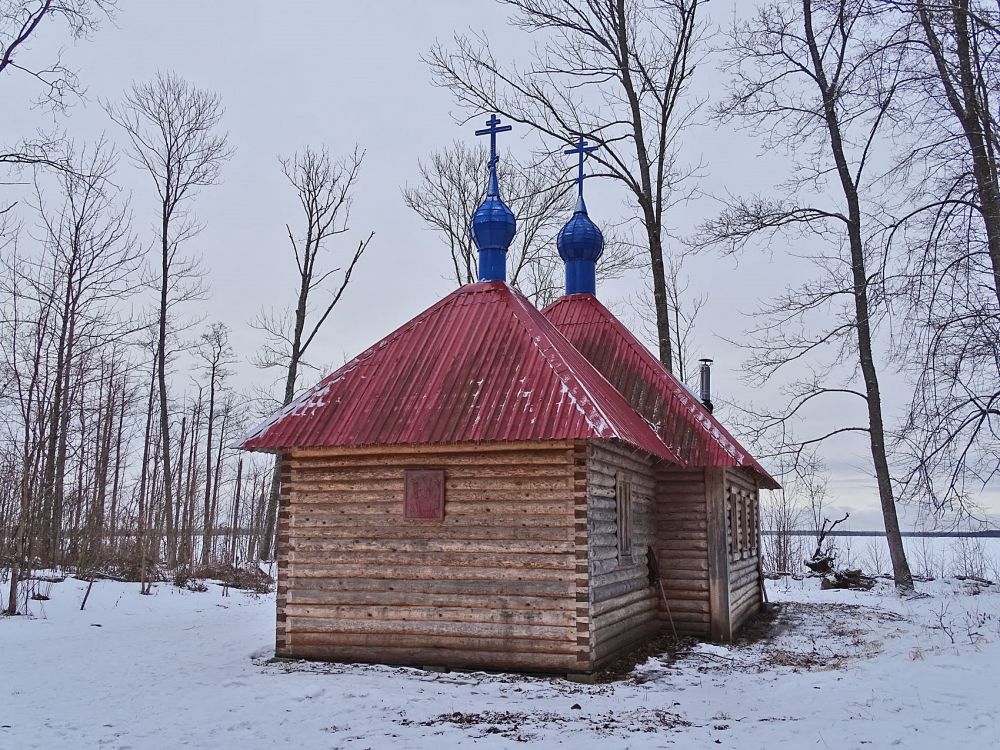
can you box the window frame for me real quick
[403,468,446,522]
[615,471,634,564]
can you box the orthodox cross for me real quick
[564,136,599,197]
[475,114,512,170]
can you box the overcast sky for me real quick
[6,0,997,529]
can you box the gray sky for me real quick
[6,0,997,529]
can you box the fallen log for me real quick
[821,569,875,591]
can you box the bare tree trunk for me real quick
[201,362,218,565]
[229,458,243,565]
[801,1,912,590]
[254,148,371,560]
[137,357,157,594]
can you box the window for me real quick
[616,472,633,563]
[727,485,759,559]
[404,469,445,520]
[728,488,740,557]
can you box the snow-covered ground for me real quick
[3,575,999,749]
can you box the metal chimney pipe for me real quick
[699,358,714,414]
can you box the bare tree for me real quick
[29,139,141,563]
[426,0,705,370]
[253,146,373,560]
[0,0,114,107]
[403,140,637,306]
[1,0,116,214]
[879,1,1000,512]
[701,0,914,589]
[107,71,231,568]
[629,252,705,384]
[910,1,1000,309]
[197,322,232,565]
[1,239,57,613]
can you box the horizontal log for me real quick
[281,644,580,672]
[285,616,574,641]
[291,483,573,499]
[286,563,574,583]
[288,550,573,570]
[731,583,760,609]
[286,525,574,542]
[659,598,710,614]
[589,442,655,472]
[655,539,709,552]
[592,597,657,632]
[286,631,580,655]
[590,585,654,616]
[593,620,661,664]
[292,503,575,518]
[291,464,574,482]
[592,609,658,649]
[284,604,575,627]
[285,578,575,598]
[587,472,655,491]
[656,558,709,572]
[659,610,710,626]
[731,600,758,626]
[663,578,708,599]
[289,539,576,555]
[290,485,573,510]
[591,562,647,585]
[286,589,573,610]
[656,520,709,533]
[289,514,570,528]
[591,577,650,604]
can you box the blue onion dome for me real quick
[557,195,604,262]
[471,169,516,256]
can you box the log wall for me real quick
[273,440,761,671]
[275,442,585,673]
[653,466,712,637]
[725,467,763,632]
[585,441,659,668]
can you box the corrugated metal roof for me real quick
[543,294,780,489]
[240,281,681,462]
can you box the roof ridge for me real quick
[504,287,684,462]
[504,287,615,437]
[542,294,779,488]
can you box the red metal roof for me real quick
[543,294,780,489]
[240,281,680,462]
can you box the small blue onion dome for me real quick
[471,191,516,255]
[557,196,604,262]
[471,166,516,282]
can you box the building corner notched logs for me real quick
[573,442,591,669]
[707,466,733,643]
[275,460,293,657]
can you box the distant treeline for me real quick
[764,530,1000,538]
